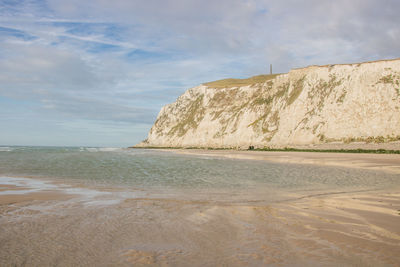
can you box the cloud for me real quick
[0,43,102,105]
[264,0,400,66]
[40,93,158,124]
[0,0,399,146]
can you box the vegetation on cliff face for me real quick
[377,73,400,97]
[168,95,205,137]
[203,74,308,140]
[208,88,250,137]
[247,75,307,138]
[287,76,306,105]
[307,74,344,112]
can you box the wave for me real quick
[83,147,122,152]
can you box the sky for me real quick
[0,0,399,147]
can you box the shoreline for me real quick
[132,139,400,153]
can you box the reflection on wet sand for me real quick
[1,179,399,266]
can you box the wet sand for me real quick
[1,176,399,266]
[168,149,400,174]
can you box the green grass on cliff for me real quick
[130,146,400,154]
[253,147,400,154]
[203,74,280,88]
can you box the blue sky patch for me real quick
[0,26,37,41]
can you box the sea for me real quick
[0,146,398,203]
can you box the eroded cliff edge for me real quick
[137,59,400,149]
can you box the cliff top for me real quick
[293,57,400,70]
[203,74,280,88]
[202,58,400,89]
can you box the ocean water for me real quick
[0,146,398,202]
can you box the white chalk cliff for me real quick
[138,59,400,148]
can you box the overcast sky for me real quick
[0,0,399,147]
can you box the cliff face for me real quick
[138,59,400,148]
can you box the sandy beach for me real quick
[1,151,399,266]
[168,149,400,174]
[1,180,399,266]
